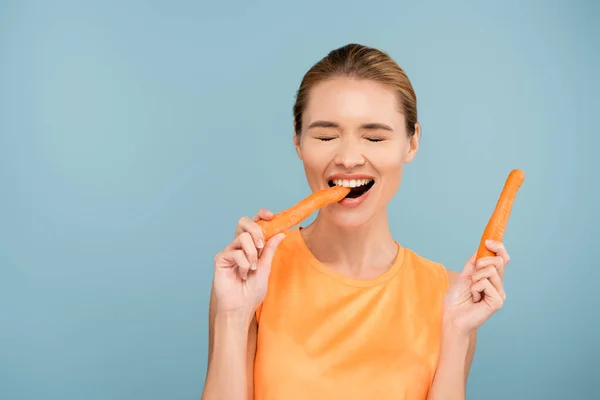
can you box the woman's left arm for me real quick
[428,240,510,400]
[427,270,477,400]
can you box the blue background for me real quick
[1,1,598,399]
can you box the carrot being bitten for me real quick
[476,168,525,260]
[257,185,351,241]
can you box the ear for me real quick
[293,133,303,160]
[403,122,420,163]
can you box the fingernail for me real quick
[257,238,264,248]
[251,262,257,271]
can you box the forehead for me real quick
[303,77,404,129]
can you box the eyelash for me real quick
[316,137,384,142]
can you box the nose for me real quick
[334,137,365,169]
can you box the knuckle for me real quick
[240,231,251,242]
[238,216,251,226]
[476,266,493,279]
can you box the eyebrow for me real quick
[307,120,393,131]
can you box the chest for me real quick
[254,282,444,400]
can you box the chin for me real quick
[325,197,383,229]
[327,211,377,229]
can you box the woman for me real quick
[202,43,510,400]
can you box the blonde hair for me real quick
[293,43,418,136]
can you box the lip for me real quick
[324,173,376,208]
[338,184,373,208]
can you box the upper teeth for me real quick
[332,179,373,188]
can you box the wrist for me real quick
[214,309,255,330]
[441,315,474,344]
[438,319,473,371]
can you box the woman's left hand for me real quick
[442,240,510,335]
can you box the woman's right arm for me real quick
[201,209,285,400]
[202,287,258,400]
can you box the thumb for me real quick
[256,233,286,276]
[460,251,477,278]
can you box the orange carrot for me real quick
[476,169,525,259]
[257,185,351,241]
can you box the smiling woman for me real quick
[293,72,417,223]
[202,44,512,400]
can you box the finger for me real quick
[475,255,506,280]
[471,265,506,300]
[230,249,252,280]
[472,256,505,302]
[485,240,510,266]
[471,271,483,303]
[234,216,265,249]
[472,286,482,303]
[255,233,286,280]
[237,232,259,270]
[472,278,504,310]
[215,249,250,276]
[460,251,477,277]
[252,208,274,222]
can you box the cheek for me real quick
[299,143,332,185]
[371,146,405,189]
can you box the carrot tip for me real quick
[475,169,524,260]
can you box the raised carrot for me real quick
[476,169,525,260]
[257,185,351,241]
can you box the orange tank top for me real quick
[254,227,450,400]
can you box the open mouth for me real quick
[328,178,375,199]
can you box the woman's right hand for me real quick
[212,208,286,316]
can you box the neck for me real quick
[300,208,399,279]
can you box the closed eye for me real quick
[366,138,385,142]
[317,137,336,141]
